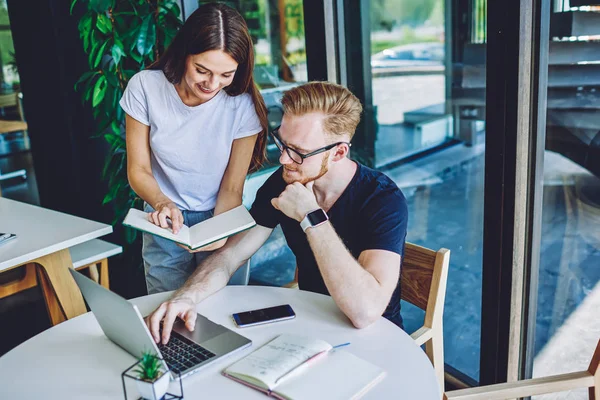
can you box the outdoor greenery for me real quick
[370,0,444,55]
[134,351,164,381]
[371,35,439,55]
[71,0,182,244]
[371,0,443,31]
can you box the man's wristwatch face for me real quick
[306,209,328,226]
[301,208,329,232]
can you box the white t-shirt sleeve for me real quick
[119,72,150,126]
[235,95,263,139]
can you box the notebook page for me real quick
[224,334,332,390]
[188,205,255,249]
[275,350,386,400]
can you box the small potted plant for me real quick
[133,351,170,400]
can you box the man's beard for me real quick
[283,152,329,185]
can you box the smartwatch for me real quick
[300,208,329,232]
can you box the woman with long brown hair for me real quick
[120,3,268,294]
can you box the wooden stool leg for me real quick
[33,249,86,325]
[87,264,100,284]
[99,258,110,289]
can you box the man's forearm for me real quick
[172,249,239,304]
[305,222,388,327]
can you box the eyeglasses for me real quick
[270,127,351,165]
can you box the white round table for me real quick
[0,286,440,399]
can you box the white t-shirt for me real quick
[119,70,262,211]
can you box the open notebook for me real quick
[222,334,386,400]
[123,205,256,250]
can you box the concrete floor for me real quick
[1,129,599,394]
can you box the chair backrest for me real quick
[401,243,450,314]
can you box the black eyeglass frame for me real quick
[270,126,352,165]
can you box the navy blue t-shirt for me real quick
[249,162,408,328]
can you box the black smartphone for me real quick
[232,304,296,328]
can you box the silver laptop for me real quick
[70,269,252,379]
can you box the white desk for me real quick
[0,286,441,399]
[0,197,112,324]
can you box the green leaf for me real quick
[93,40,109,68]
[136,15,156,56]
[111,42,125,65]
[102,182,119,205]
[165,1,181,20]
[113,11,137,16]
[130,50,143,64]
[92,75,107,107]
[124,226,138,244]
[88,38,99,68]
[104,132,125,148]
[163,27,177,49]
[104,70,118,88]
[123,69,137,80]
[78,13,93,52]
[100,83,114,117]
[77,12,92,35]
[110,121,121,135]
[90,0,112,13]
[70,0,78,14]
[74,71,98,90]
[102,147,117,177]
[84,83,94,102]
[96,14,111,34]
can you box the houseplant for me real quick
[133,351,170,400]
[71,0,182,244]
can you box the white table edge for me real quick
[0,226,113,271]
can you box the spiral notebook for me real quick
[222,334,386,400]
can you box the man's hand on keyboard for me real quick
[147,295,196,345]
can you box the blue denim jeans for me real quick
[142,203,215,294]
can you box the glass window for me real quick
[531,2,600,393]
[369,0,486,382]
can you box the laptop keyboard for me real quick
[157,332,216,374]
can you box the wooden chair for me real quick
[0,239,122,300]
[403,243,450,393]
[443,339,600,399]
[282,242,450,392]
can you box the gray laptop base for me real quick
[69,269,251,379]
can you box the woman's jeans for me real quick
[142,203,215,294]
